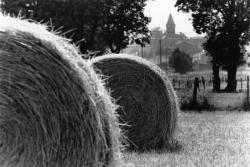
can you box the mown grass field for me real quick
[124,111,250,167]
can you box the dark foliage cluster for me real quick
[169,48,193,74]
[1,0,150,54]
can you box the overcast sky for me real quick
[144,0,205,37]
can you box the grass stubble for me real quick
[124,111,250,167]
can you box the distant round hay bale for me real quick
[0,15,122,167]
[89,54,179,151]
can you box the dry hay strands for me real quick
[0,15,122,167]
[88,54,179,151]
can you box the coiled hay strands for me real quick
[89,54,179,151]
[0,15,122,167]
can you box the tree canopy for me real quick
[103,0,150,53]
[169,48,193,74]
[175,0,250,91]
[1,0,150,54]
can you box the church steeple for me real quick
[166,14,175,35]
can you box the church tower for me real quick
[166,14,175,36]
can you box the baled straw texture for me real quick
[89,54,179,151]
[0,15,122,167]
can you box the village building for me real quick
[123,14,211,71]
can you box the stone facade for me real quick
[153,14,205,58]
[123,14,211,71]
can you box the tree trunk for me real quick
[88,19,98,51]
[225,39,239,92]
[212,64,220,92]
[225,65,237,92]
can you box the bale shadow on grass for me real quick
[124,138,183,154]
[180,96,216,112]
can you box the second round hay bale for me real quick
[0,15,122,167]
[88,54,179,151]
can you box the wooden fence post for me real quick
[241,78,243,90]
[212,76,214,90]
[247,76,249,105]
[192,77,199,104]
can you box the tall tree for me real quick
[103,0,150,53]
[169,48,193,74]
[1,0,150,54]
[175,0,250,92]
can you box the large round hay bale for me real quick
[0,15,122,167]
[89,54,179,151]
